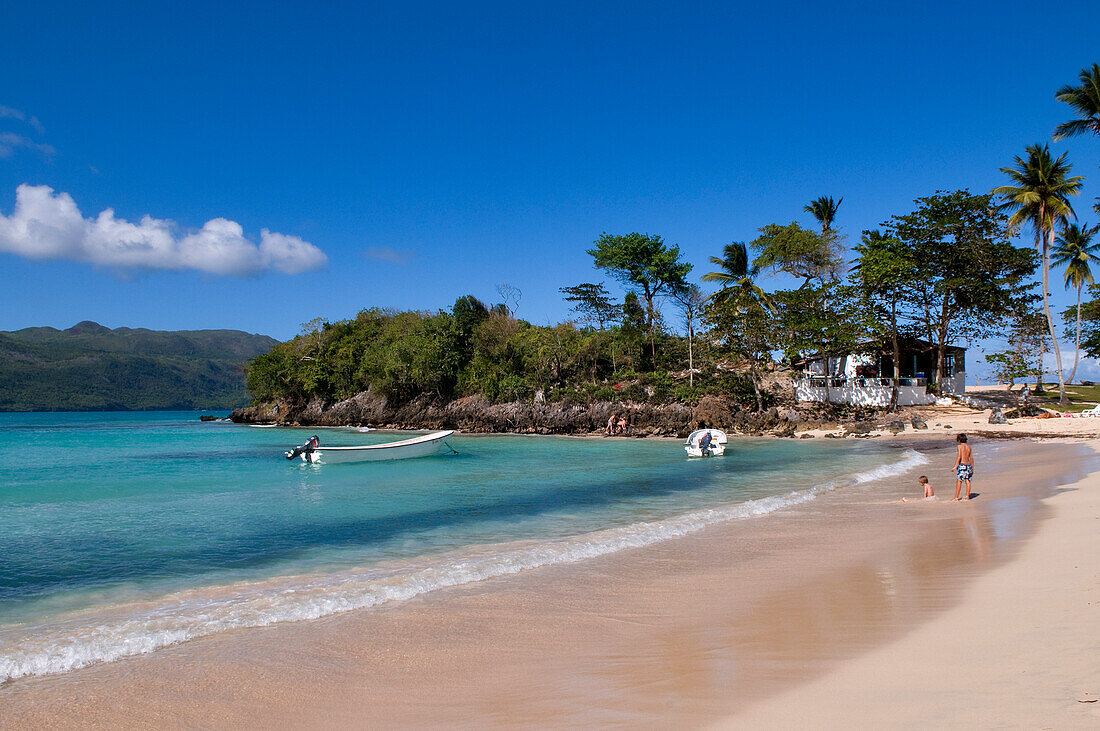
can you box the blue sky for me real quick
[2,1,1099,380]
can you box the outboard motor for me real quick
[699,431,713,456]
[286,435,320,461]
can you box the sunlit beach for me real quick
[2,2,1100,728]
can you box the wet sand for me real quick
[1,438,1095,728]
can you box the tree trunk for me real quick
[687,318,694,387]
[1036,337,1046,394]
[890,303,901,411]
[752,367,763,412]
[936,334,946,397]
[1040,222,1069,405]
[1069,284,1082,385]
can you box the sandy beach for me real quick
[726,439,1100,728]
[2,424,1098,728]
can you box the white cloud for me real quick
[0,132,54,159]
[1043,350,1100,383]
[364,246,413,265]
[0,105,44,134]
[0,184,327,276]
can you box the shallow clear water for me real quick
[0,412,926,681]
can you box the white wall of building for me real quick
[793,379,938,407]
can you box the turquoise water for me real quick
[0,412,927,681]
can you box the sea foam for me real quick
[0,448,928,683]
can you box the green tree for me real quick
[751,222,842,287]
[993,145,1085,404]
[1054,63,1100,216]
[751,222,847,399]
[1053,63,1100,141]
[587,233,692,366]
[559,283,619,330]
[701,242,771,307]
[1066,284,1100,359]
[705,282,777,411]
[887,190,1037,393]
[804,195,843,233]
[1052,222,1100,383]
[851,229,917,409]
[669,284,706,387]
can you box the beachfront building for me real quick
[792,338,966,407]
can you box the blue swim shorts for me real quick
[956,464,973,481]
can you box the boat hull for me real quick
[300,430,454,464]
[684,428,728,458]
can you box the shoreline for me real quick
[2,436,1094,726]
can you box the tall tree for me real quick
[559,283,619,330]
[851,230,917,409]
[560,282,621,373]
[1052,222,1100,383]
[705,280,777,412]
[701,241,770,308]
[804,195,843,233]
[1053,63,1100,141]
[587,233,692,367]
[984,303,1046,390]
[670,284,706,386]
[1053,63,1100,217]
[993,145,1085,405]
[751,222,843,287]
[751,222,846,398]
[887,190,1037,393]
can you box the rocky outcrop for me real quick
[988,407,1008,424]
[230,391,922,439]
[231,391,875,438]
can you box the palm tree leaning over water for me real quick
[1053,63,1100,215]
[1052,222,1100,384]
[993,144,1085,406]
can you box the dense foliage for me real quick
[246,303,763,408]
[248,190,1042,412]
[0,321,277,411]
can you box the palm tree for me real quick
[993,144,1085,405]
[1052,222,1100,384]
[703,242,775,411]
[1053,63,1100,141]
[1054,64,1100,220]
[804,196,843,233]
[701,242,771,309]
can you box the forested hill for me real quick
[0,321,278,411]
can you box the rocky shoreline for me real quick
[229,391,927,438]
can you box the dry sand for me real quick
[2,431,1097,728]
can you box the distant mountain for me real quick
[0,322,278,411]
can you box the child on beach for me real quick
[903,475,934,502]
[953,433,973,501]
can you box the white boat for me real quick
[684,428,727,458]
[286,430,455,464]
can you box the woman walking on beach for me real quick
[954,433,973,500]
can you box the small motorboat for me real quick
[685,428,727,458]
[285,430,455,464]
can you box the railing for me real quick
[802,377,927,388]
